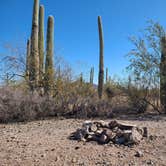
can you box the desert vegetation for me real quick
[0,0,166,124]
[1,0,166,165]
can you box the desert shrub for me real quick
[104,82,123,100]
[63,97,113,118]
[0,83,114,123]
[54,81,113,118]
[0,87,58,123]
[127,86,149,113]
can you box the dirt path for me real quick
[0,117,166,166]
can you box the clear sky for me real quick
[0,0,166,82]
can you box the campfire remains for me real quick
[70,120,148,145]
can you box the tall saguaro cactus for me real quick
[29,0,39,90]
[26,39,31,79]
[98,16,104,99]
[160,37,166,113]
[39,5,44,83]
[45,16,54,95]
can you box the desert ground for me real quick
[0,115,166,166]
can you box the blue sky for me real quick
[0,0,166,82]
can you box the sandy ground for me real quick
[0,116,166,166]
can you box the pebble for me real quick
[75,146,80,150]
[147,159,154,165]
[135,150,143,157]
[72,157,77,163]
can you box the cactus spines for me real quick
[45,16,54,95]
[26,39,31,79]
[106,67,108,83]
[160,37,166,112]
[90,67,94,85]
[98,16,104,99]
[39,5,45,82]
[29,0,39,90]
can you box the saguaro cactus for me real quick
[80,72,83,84]
[38,5,45,83]
[160,37,166,113]
[29,0,39,90]
[45,16,54,95]
[26,39,31,79]
[90,67,94,85]
[57,65,61,79]
[98,16,104,99]
[106,67,108,84]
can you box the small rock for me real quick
[72,157,77,163]
[41,154,44,158]
[149,135,157,141]
[135,150,143,157]
[143,127,148,137]
[54,156,58,162]
[147,159,154,165]
[75,146,80,150]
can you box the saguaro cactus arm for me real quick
[26,39,31,78]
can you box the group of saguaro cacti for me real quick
[26,0,54,95]
[25,2,105,98]
[160,37,166,113]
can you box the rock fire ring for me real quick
[70,120,148,145]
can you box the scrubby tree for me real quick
[126,20,165,112]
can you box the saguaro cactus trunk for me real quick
[90,67,94,85]
[98,16,104,99]
[45,16,54,95]
[39,5,44,83]
[80,72,83,84]
[29,0,39,91]
[160,37,166,113]
[106,67,108,84]
[26,39,31,79]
